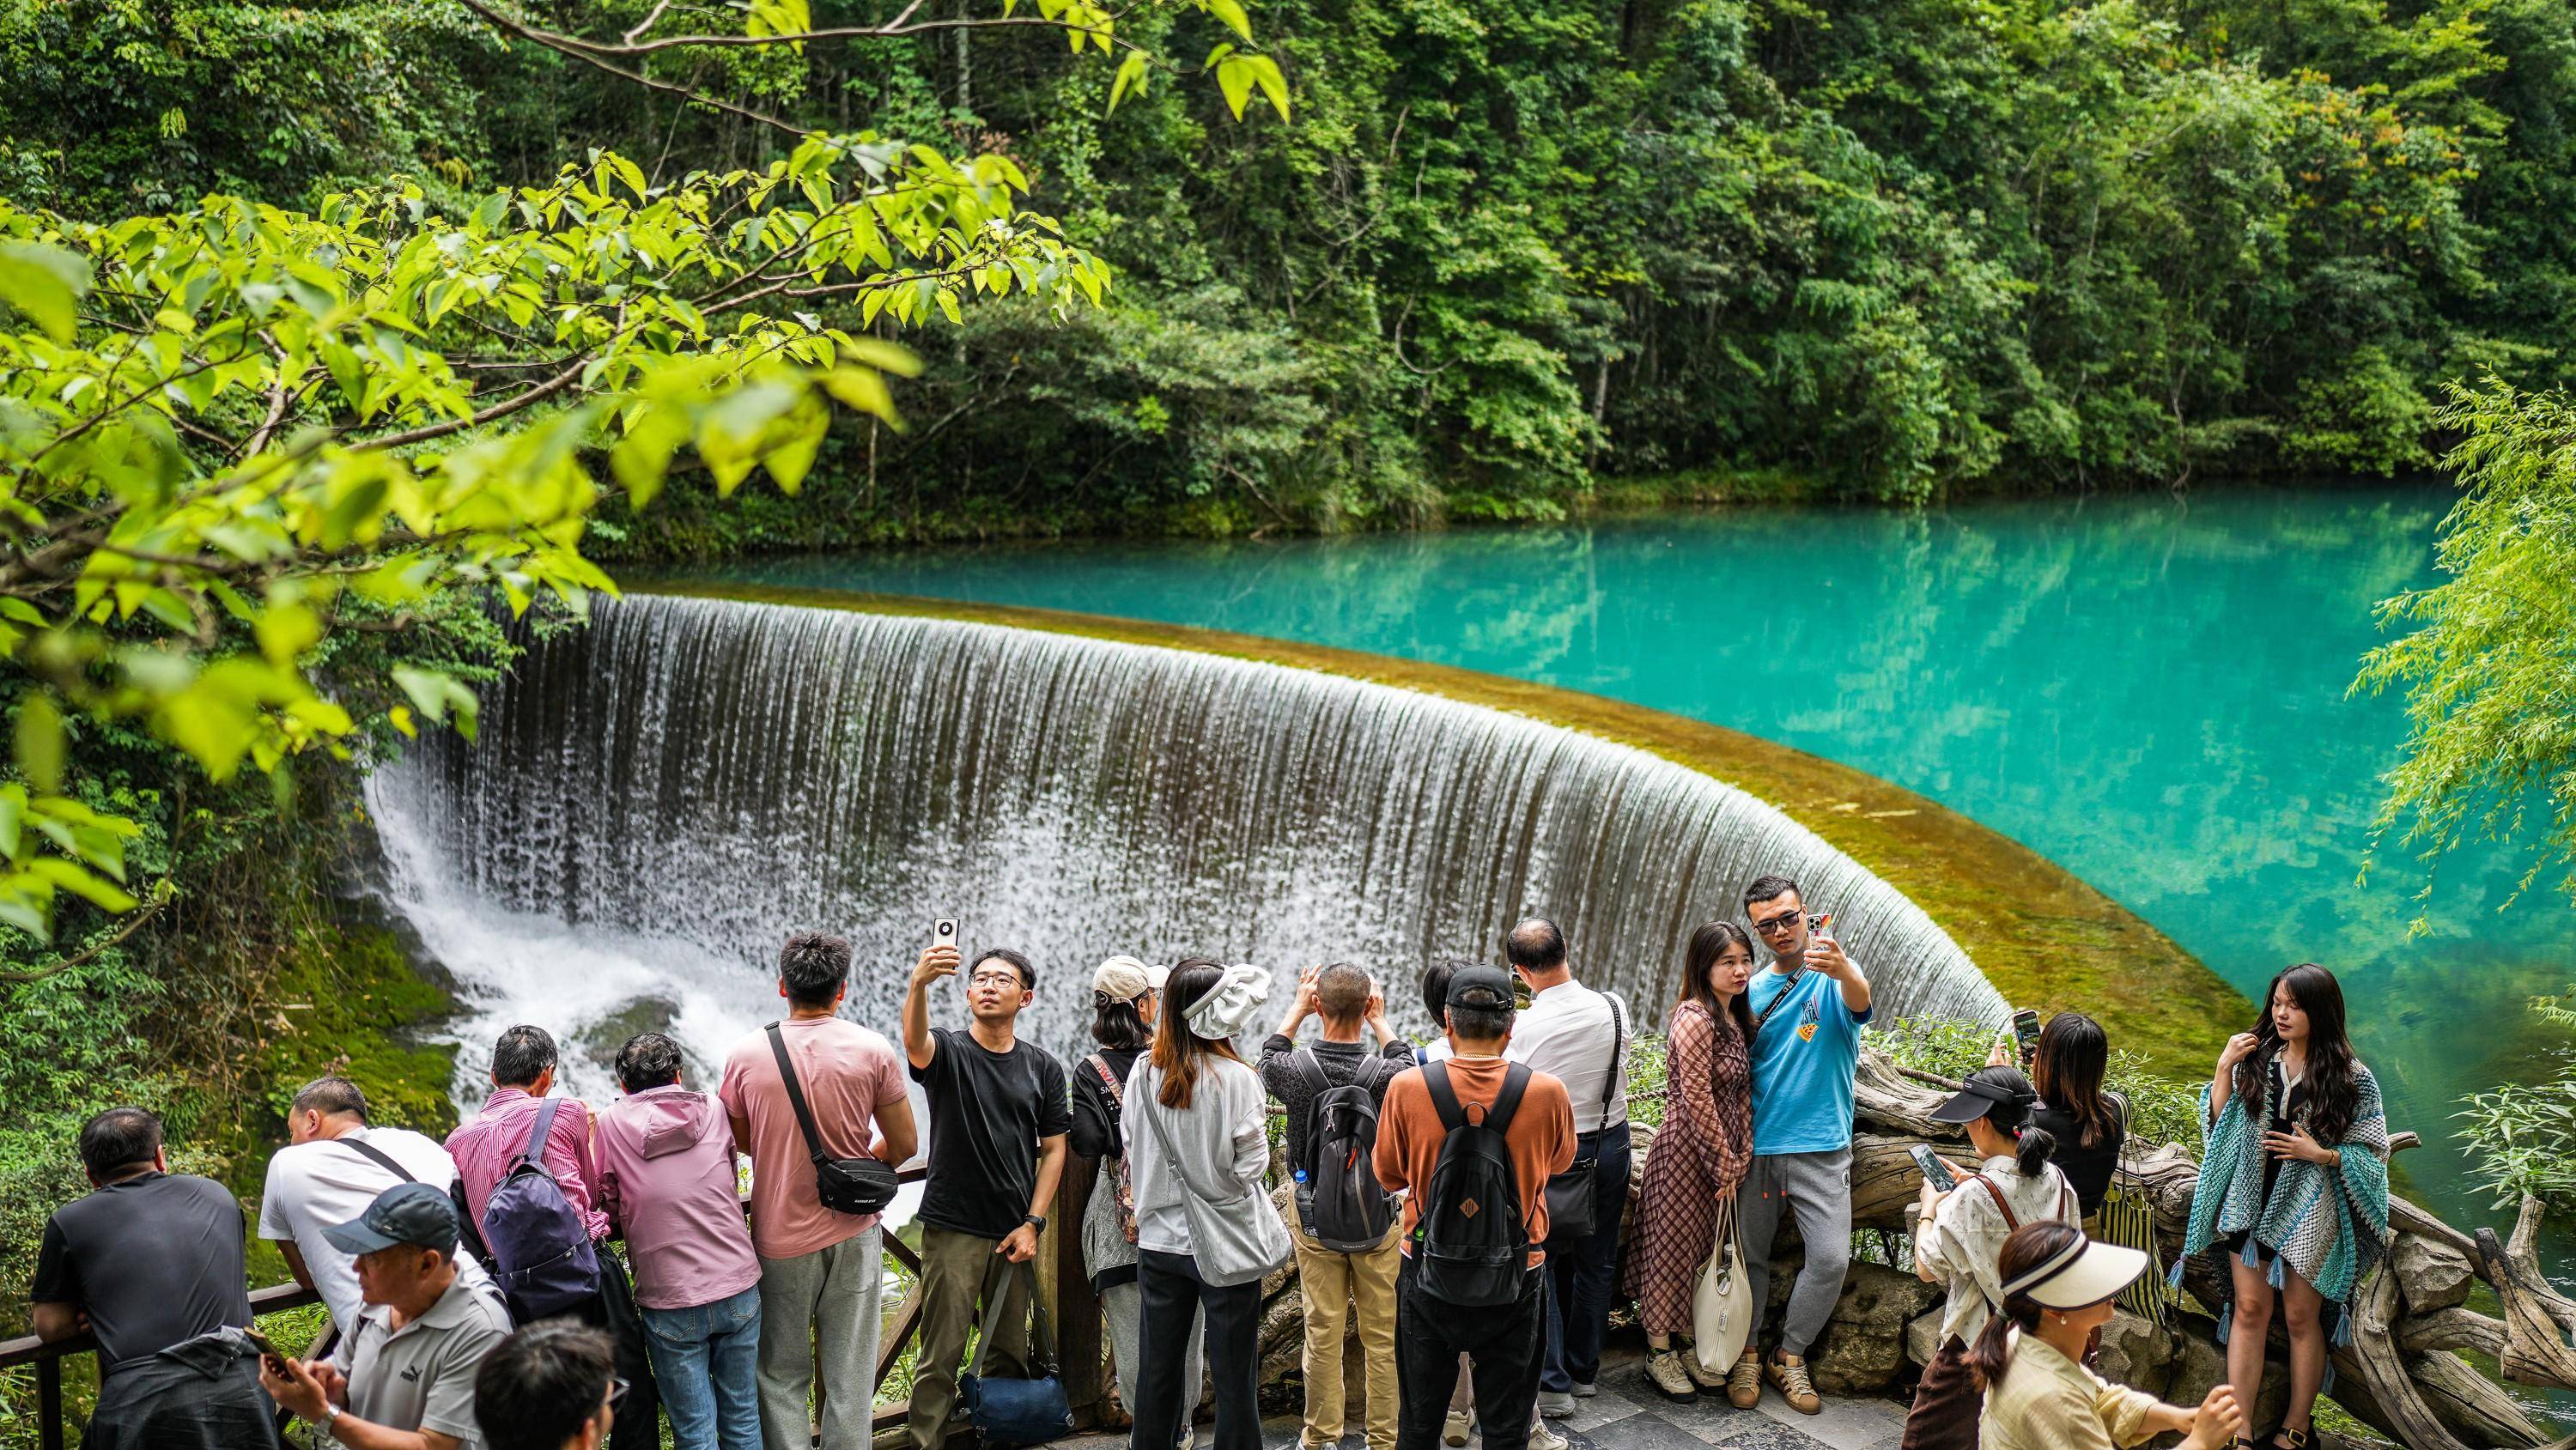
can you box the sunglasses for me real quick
[1750,911,1804,937]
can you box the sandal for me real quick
[2270,1432,2313,1450]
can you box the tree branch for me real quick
[453,0,809,137]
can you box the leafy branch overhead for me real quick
[454,0,1291,124]
[0,131,1117,940]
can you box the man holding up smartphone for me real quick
[1728,875,1872,1417]
[901,933,1072,1450]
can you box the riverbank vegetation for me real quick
[13,0,2572,547]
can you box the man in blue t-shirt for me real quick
[1725,874,1872,1418]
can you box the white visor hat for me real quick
[2002,1236,2152,1310]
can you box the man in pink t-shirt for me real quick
[719,933,917,1450]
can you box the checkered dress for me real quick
[1624,999,1753,1335]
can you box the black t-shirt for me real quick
[30,1173,252,1378]
[911,1027,1072,1239]
[2030,1095,2128,1218]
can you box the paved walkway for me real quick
[1053,1346,1906,1450]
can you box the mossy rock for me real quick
[252,920,461,1143]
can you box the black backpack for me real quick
[1291,1049,1398,1253]
[1415,1060,1534,1308]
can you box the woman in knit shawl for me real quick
[2175,964,2390,1450]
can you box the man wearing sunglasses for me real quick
[902,942,1072,1450]
[1728,874,1872,1418]
[474,1321,624,1450]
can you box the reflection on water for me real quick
[703,483,2576,1246]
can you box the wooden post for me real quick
[1053,1155,1105,1428]
[36,1356,64,1450]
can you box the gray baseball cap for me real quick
[323,1181,460,1256]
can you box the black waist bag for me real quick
[1542,993,1625,1241]
[768,1022,900,1216]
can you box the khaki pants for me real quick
[905,1224,1033,1450]
[1292,1225,1402,1450]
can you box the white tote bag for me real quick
[1692,1194,1754,1374]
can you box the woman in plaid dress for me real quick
[1625,920,1758,1402]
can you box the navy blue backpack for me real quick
[482,1097,601,1320]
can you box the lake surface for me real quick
[697,482,2572,1244]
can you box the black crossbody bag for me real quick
[1542,992,1626,1241]
[766,1022,901,1216]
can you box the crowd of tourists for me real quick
[26,873,2394,1450]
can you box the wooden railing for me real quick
[0,1159,1109,1450]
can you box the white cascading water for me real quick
[365,593,2008,1101]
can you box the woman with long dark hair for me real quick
[1625,921,1759,1404]
[1903,1065,2077,1450]
[2016,1012,2129,1219]
[1123,958,1287,1450]
[2177,964,2391,1450]
[1069,957,1202,1435]
[1970,1222,2245,1449]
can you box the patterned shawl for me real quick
[2173,1058,2392,1315]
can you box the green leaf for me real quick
[1216,56,1255,119]
[1206,0,1253,41]
[1246,55,1290,120]
[0,241,91,343]
[15,691,64,793]
[1109,52,1151,115]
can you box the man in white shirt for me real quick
[259,1076,499,1334]
[1501,918,1630,1420]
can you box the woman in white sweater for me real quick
[1124,959,1287,1450]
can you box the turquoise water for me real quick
[698,482,2572,1243]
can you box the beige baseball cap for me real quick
[1091,956,1169,1002]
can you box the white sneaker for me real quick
[1571,1379,1596,1399]
[1537,1391,1577,1419]
[1443,1411,1472,1448]
[1529,1422,1569,1450]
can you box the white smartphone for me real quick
[933,919,958,949]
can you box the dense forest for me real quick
[8,0,2573,542]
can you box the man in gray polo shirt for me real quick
[262,1182,512,1450]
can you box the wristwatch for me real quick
[1023,1213,1048,1233]
[321,1404,343,1431]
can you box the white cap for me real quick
[1091,956,1169,1003]
[2002,1235,2151,1309]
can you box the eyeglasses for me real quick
[1750,911,1803,937]
[968,972,1024,988]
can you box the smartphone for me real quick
[2012,1008,2042,1066]
[241,1326,286,1371]
[933,919,958,949]
[1807,912,1831,936]
[1910,1143,1957,1192]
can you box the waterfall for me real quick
[366,593,2007,1099]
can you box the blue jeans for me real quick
[643,1283,762,1450]
[1540,1120,1631,1393]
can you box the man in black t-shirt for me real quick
[32,1107,256,1389]
[901,941,1072,1450]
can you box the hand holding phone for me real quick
[1910,1143,1958,1192]
[2012,1008,2042,1068]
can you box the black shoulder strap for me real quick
[1598,992,1626,1119]
[1424,1060,1467,1131]
[767,1022,833,1162]
[340,1138,416,1184]
[1751,974,1801,1039]
[1294,1047,1334,1097]
[1485,1062,1532,1137]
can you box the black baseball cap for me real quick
[1446,965,1516,1011]
[1929,1075,2031,1125]
[324,1182,461,1256]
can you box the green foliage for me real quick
[2456,986,2576,1213]
[2354,377,2576,914]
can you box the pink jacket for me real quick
[593,1086,760,1310]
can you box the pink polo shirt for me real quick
[447,1089,611,1243]
[718,1017,908,1261]
[593,1086,760,1310]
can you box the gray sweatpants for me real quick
[1736,1149,1852,1357]
[755,1224,884,1450]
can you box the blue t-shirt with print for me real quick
[1747,966,1873,1156]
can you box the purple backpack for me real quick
[483,1098,600,1320]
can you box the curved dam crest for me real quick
[365,592,2008,1098]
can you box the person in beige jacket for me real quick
[1968,1222,2245,1450]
